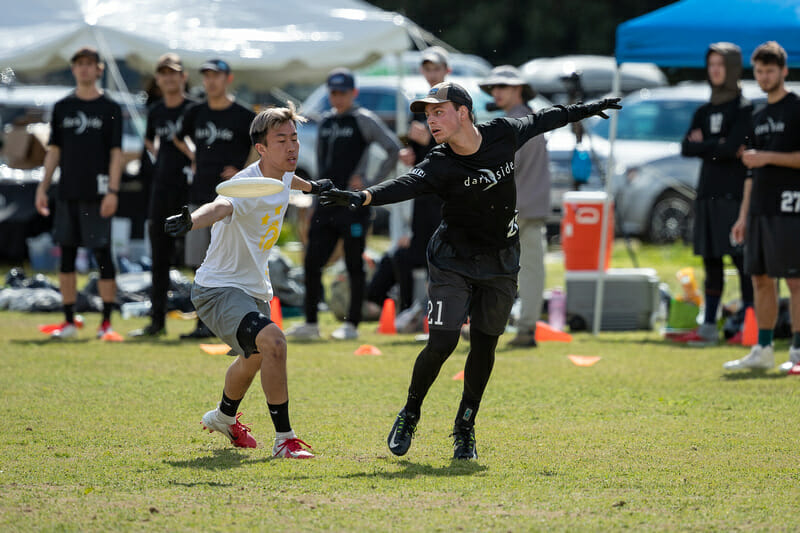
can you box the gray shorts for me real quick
[191,283,271,356]
[185,204,211,267]
[53,199,111,248]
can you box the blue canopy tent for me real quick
[616,0,800,68]
[591,0,800,334]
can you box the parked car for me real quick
[358,51,493,78]
[546,80,800,243]
[295,74,512,181]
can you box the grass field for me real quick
[1,242,799,531]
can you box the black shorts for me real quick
[426,235,519,336]
[693,197,742,258]
[52,199,111,248]
[745,215,800,277]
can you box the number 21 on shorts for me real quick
[427,299,444,326]
[780,191,800,213]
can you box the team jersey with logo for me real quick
[367,108,572,254]
[748,92,800,216]
[193,162,292,301]
[179,101,255,204]
[681,95,752,200]
[317,105,400,188]
[145,97,197,188]
[49,93,122,201]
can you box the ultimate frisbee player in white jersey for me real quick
[165,103,332,458]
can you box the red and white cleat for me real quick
[273,436,314,459]
[202,410,257,448]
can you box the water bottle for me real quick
[121,301,151,319]
[571,144,592,184]
[548,288,566,331]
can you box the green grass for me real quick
[1,241,799,531]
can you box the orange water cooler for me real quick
[560,191,614,271]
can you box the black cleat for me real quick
[452,424,477,460]
[180,323,214,340]
[128,323,166,338]
[387,409,419,456]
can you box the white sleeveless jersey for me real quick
[194,161,292,301]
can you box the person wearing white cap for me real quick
[480,65,551,347]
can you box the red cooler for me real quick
[561,191,614,271]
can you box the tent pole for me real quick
[91,27,146,140]
[591,64,621,335]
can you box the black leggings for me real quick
[703,255,753,303]
[60,245,115,279]
[405,327,498,415]
[304,210,367,325]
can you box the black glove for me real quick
[304,178,334,195]
[319,188,367,211]
[585,98,622,119]
[164,205,193,237]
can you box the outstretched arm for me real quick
[513,98,622,146]
[164,198,233,236]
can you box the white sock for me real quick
[275,430,296,441]
[215,408,236,426]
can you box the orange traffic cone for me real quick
[452,370,464,380]
[534,320,573,343]
[378,298,397,334]
[742,306,757,346]
[270,297,283,330]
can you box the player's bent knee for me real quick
[236,311,274,358]
[256,325,287,362]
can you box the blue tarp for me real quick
[616,0,800,67]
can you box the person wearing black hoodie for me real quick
[678,42,754,345]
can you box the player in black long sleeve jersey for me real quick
[321,82,621,459]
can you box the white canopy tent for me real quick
[0,0,412,88]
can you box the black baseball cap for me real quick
[326,68,355,91]
[410,82,473,113]
[70,46,101,64]
[200,59,231,74]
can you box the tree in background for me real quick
[373,0,674,66]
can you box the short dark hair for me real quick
[751,41,787,68]
[249,101,307,146]
[452,101,475,124]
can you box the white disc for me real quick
[215,177,285,198]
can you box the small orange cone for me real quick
[378,298,397,334]
[200,344,232,355]
[270,297,283,330]
[742,306,758,346]
[354,344,382,356]
[452,370,464,380]
[568,355,601,367]
[423,314,429,333]
[534,321,573,343]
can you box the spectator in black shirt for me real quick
[175,58,256,339]
[725,41,800,372]
[321,82,620,459]
[286,68,401,341]
[129,53,196,338]
[34,46,123,340]
[678,43,755,346]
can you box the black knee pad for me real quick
[60,246,78,273]
[92,247,116,279]
[236,311,273,358]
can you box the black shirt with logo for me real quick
[145,97,197,190]
[681,95,752,201]
[748,92,800,216]
[49,92,123,201]
[368,107,573,255]
[179,101,255,204]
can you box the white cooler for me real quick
[566,268,660,331]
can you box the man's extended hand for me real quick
[319,188,366,211]
[586,98,623,119]
[304,179,334,195]
[164,205,193,237]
